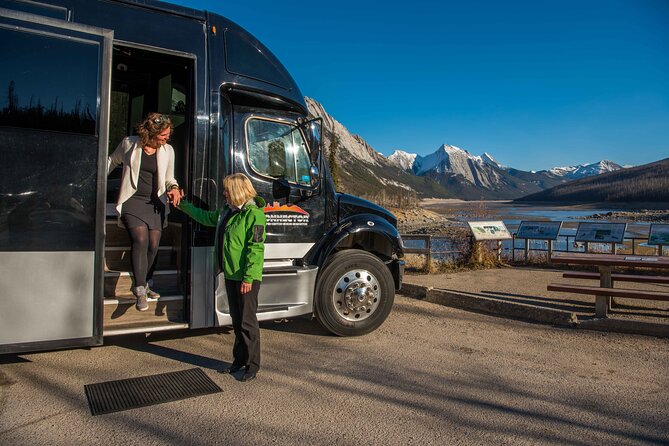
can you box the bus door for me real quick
[211,109,324,325]
[0,8,112,353]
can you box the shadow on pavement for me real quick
[105,328,233,371]
[260,317,331,336]
[0,355,31,365]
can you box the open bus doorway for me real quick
[104,44,194,335]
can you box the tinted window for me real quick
[0,27,98,134]
[0,0,68,19]
[0,26,100,251]
[224,29,293,91]
[247,118,311,186]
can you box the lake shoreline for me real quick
[421,199,669,211]
[392,200,669,235]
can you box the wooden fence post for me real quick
[524,239,529,263]
[547,240,553,264]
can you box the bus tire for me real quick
[315,249,395,336]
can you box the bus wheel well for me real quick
[334,231,393,261]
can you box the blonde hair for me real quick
[224,173,257,207]
[136,112,172,147]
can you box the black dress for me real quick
[121,150,165,230]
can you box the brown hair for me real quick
[136,112,172,147]
[223,173,257,208]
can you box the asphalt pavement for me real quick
[1,294,668,445]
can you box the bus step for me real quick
[257,304,290,313]
[104,296,184,327]
[104,321,189,337]
[104,293,183,305]
[104,270,178,298]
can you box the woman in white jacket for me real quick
[108,113,181,311]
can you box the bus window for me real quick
[0,26,99,251]
[246,118,311,186]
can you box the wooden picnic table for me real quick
[550,253,669,318]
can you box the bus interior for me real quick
[104,44,194,334]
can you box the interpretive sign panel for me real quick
[647,224,669,245]
[575,222,626,244]
[468,221,512,241]
[515,220,562,240]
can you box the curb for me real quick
[578,318,669,337]
[399,283,668,337]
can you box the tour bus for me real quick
[0,0,404,354]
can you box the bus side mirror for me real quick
[309,164,320,188]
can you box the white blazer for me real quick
[108,136,178,222]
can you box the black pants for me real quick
[225,279,260,374]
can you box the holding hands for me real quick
[167,187,184,207]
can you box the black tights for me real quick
[126,225,162,287]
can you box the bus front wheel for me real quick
[315,249,395,336]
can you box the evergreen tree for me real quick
[328,133,341,190]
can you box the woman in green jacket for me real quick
[178,173,266,382]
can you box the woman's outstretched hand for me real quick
[167,188,183,207]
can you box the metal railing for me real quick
[510,234,666,262]
[401,234,472,266]
[402,233,667,267]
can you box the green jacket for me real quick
[179,196,266,283]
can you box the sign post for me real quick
[647,224,669,256]
[574,222,627,310]
[575,222,627,254]
[467,221,512,264]
[515,221,562,264]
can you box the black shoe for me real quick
[219,364,243,374]
[241,371,256,382]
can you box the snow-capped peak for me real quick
[547,160,622,179]
[482,152,505,169]
[388,150,417,171]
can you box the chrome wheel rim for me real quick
[332,269,381,321]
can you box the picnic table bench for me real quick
[562,271,669,284]
[548,253,669,318]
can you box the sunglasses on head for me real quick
[153,114,166,124]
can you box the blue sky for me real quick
[171,0,668,171]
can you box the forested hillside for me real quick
[516,158,669,202]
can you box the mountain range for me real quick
[306,97,625,201]
[517,157,669,203]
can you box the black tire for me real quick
[314,249,395,336]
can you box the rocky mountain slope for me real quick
[306,98,453,203]
[388,145,573,199]
[306,97,625,201]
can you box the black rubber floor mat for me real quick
[84,368,222,416]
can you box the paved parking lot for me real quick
[1,295,668,445]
